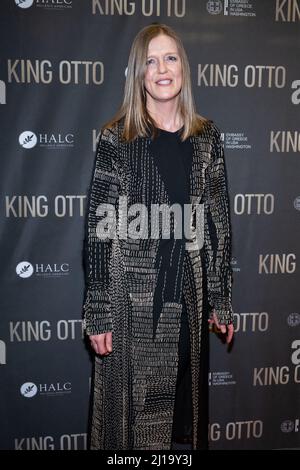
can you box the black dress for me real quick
[149,126,194,445]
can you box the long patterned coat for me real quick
[82,118,234,450]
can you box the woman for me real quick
[83,23,234,450]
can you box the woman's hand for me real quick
[89,332,113,355]
[208,310,234,344]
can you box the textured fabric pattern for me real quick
[150,127,193,337]
[82,119,233,450]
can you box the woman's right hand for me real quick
[89,332,113,355]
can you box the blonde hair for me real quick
[102,23,209,142]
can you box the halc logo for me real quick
[20,382,38,398]
[16,261,34,278]
[19,131,37,149]
[15,0,34,9]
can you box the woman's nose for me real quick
[157,59,168,73]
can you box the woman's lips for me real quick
[156,79,172,85]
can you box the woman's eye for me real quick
[146,58,155,65]
[146,56,178,66]
[167,55,177,61]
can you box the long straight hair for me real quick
[102,23,209,142]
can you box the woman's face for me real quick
[144,34,182,105]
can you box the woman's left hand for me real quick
[208,310,234,344]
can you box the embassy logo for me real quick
[0,80,6,104]
[15,0,34,8]
[16,261,70,278]
[281,419,300,433]
[19,131,74,149]
[15,0,73,10]
[221,132,252,150]
[209,371,236,386]
[207,0,256,17]
[0,340,6,365]
[294,196,300,211]
[20,381,72,397]
[225,131,252,150]
[231,256,241,273]
[287,313,300,327]
[206,0,223,14]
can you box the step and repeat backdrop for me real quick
[0,0,299,450]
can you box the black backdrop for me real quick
[1,0,300,450]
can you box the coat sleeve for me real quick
[202,123,234,325]
[82,128,120,335]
